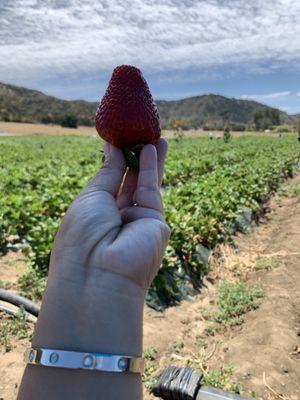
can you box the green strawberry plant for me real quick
[0,135,299,308]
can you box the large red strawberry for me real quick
[95,65,161,166]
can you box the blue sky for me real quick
[1,0,300,114]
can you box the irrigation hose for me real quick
[0,288,40,317]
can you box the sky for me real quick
[0,0,300,114]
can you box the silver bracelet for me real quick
[25,348,145,374]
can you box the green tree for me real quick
[270,109,280,125]
[223,126,231,143]
[41,114,53,124]
[80,117,93,127]
[1,111,10,122]
[170,118,191,131]
[170,118,191,141]
[254,109,280,131]
[254,111,263,130]
[60,114,78,129]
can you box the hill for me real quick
[0,82,295,130]
[157,95,294,130]
[0,82,97,126]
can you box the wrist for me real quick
[32,268,144,357]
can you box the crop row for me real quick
[0,136,299,308]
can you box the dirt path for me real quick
[142,174,300,400]
[209,182,300,399]
[0,175,299,399]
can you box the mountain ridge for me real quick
[0,81,295,130]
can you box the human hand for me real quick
[31,138,170,358]
[50,138,170,291]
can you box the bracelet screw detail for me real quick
[83,354,96,368]
[28,350,35,362]
[49,353,59,364]
[118,357,128,371]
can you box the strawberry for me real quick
[95,65,161,167]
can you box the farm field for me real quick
[1,177,300,400]
[1,135,299,306]
[0,134,300,399]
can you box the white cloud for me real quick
[241,91,291,100]
[0,0,300,88]
[241,91,300,114]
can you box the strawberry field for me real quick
[1,135,299,309]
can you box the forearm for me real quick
[18,269,144,400]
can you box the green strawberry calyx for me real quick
[123,144,144,169]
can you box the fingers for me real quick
[117,138,168,209]
[134,144,163,213]
[155,138,168,187]
[85,143,126,196]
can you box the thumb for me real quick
[85,143,126,196]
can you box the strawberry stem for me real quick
[123,144,144,169]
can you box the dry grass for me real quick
[0,123,213,137]
[0,122,96,136]
[0,121,286,138]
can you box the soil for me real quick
[0,252,27,286]
[0,174,299,400]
